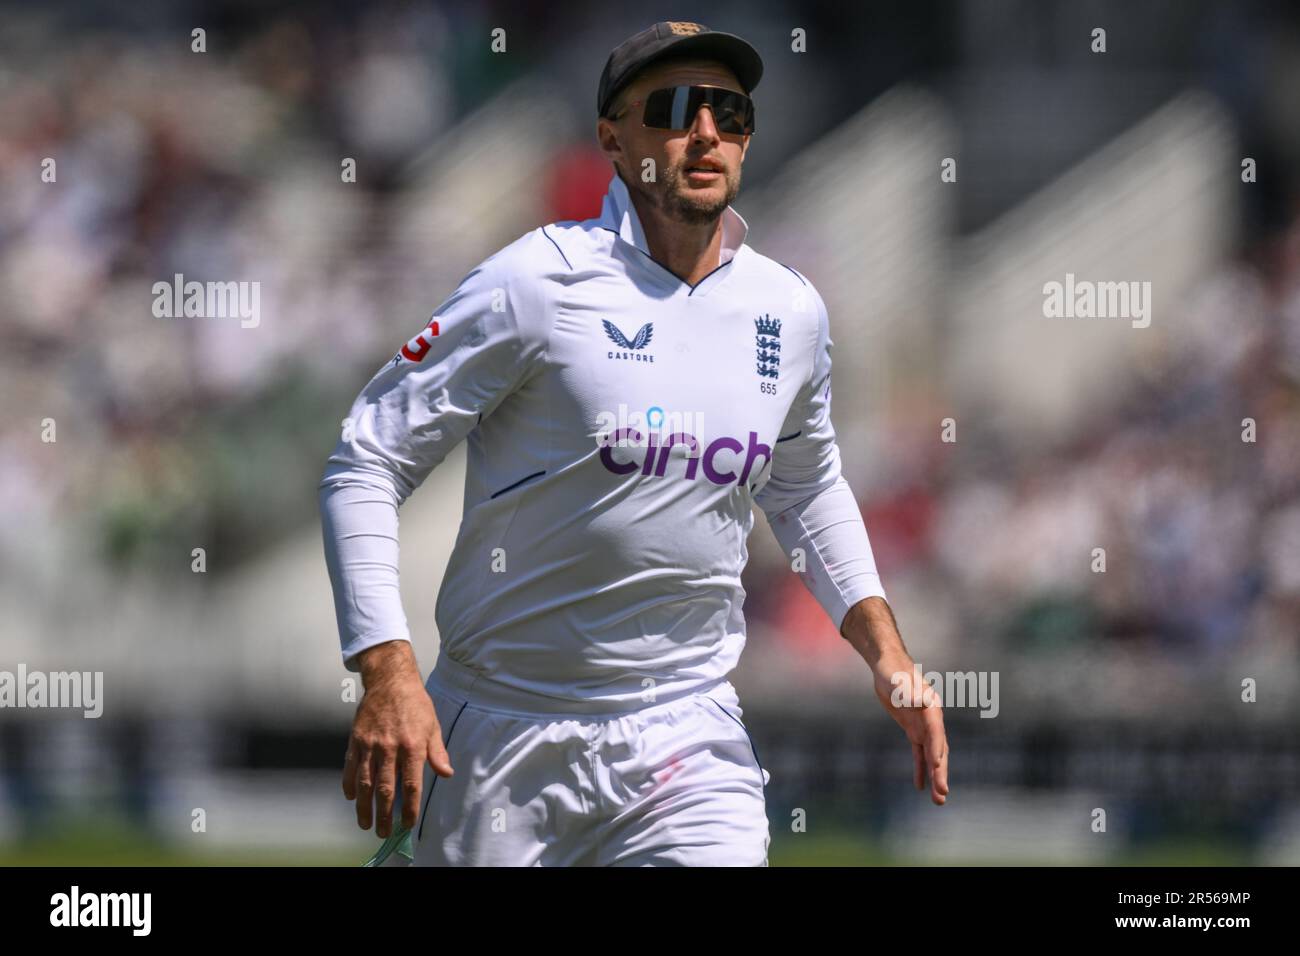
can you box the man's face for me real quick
[598,58,751,225]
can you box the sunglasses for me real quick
[609,85,755,136]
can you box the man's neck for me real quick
[627,187,724,287]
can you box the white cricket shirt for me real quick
[320,172,886,709]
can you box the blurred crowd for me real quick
[0,6,552,576]
[756,234,1300,668]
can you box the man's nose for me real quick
[689,105,721,142]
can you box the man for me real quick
[320,21,949,867]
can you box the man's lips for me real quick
[683,161,724,183]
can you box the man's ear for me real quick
[596,118,623,163]
[740,133,751,163]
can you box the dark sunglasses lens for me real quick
[642,88,690,129]
[703,89,754,134]
[644,87,753,135]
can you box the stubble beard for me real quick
[652,161,741,225]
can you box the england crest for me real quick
[755,314,781,379]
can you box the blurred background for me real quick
[1,0,1298,865]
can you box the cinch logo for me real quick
[599,429,770,487]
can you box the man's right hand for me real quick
[342,641,454,838]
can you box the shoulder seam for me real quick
[540,225,574,272]
[779,262,808,285]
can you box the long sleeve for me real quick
[754,282,887,633]
[319,245,547,671]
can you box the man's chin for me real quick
[667,188,730,224]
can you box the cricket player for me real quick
[321,20,949,867]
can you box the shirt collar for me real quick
[599,172,749,267]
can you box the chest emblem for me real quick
[603,320,655,362]
[755,315,781,379]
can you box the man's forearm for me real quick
[765,474,887,630]
[840,595,910,670]
[356,639,422,690]
[319,479,413,671]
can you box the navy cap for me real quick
[597,21,763,118]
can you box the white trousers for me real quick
[413,655,771,866]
